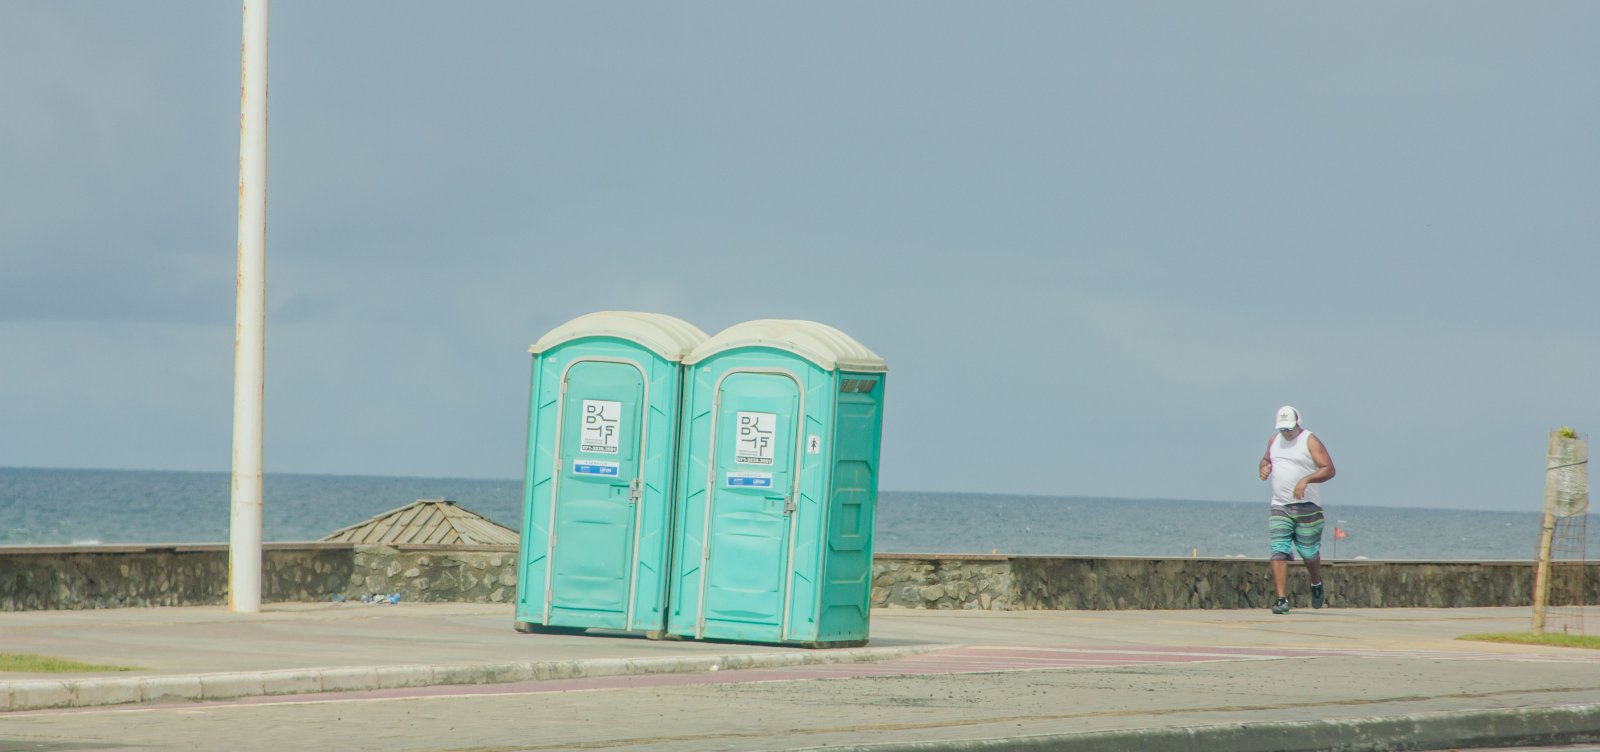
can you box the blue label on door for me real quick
[574,459,621,476]
[726,472,774,488]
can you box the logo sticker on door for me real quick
[574,459,620,476]
[581,400,622,453]
[735,411,777,465]
[726,472,774,488]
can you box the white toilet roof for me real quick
[685,319,887,373]
[529,311,709,361]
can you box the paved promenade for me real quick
[1,603,1598,751]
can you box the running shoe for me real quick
[1311,582,1325,609]
[1271,597,1290,615]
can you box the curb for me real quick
[0,643,950,713]
[798,703,1600,752]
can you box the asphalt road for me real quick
[5,648,1600,751]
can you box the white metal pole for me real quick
[230,0,269,613]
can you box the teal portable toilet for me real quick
[515,311,708,635]
[666,319,887,647]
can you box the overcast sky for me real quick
[2,2,1595,512]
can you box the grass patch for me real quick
[1457,632,1600,650]
[0,653,141,673]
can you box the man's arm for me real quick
[1293,435,1337,498]
[1258,438,1275,481]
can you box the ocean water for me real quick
[0,466,1586,561]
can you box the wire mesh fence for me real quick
[1542,512,1588,634]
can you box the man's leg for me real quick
[1294,503,1327,608]
[1268,508,1295,612]
[1306,556,1325,608]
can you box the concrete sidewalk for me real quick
[0,602,948,710]
[2,604,1599,751]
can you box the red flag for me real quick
[1333,527,1349,541]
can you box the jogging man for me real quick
[1257,405,1336,614]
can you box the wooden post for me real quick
[1534,428,1588,633]
[1532,509,1556,632]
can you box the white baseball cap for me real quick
[1275,405,1300,430]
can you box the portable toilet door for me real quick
[666,319,887,647]
[514,311,707,636]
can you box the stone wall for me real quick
[0,545,234,610]
[873,554,1600,611]
[2,545,1595,613]
[0,543,516,611]
[872,554,1014,610]
[346,545,519,603]
[1006,557,1554,610]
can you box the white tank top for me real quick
[1268,430,1320,506]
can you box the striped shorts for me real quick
[1269,502,1324,561]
